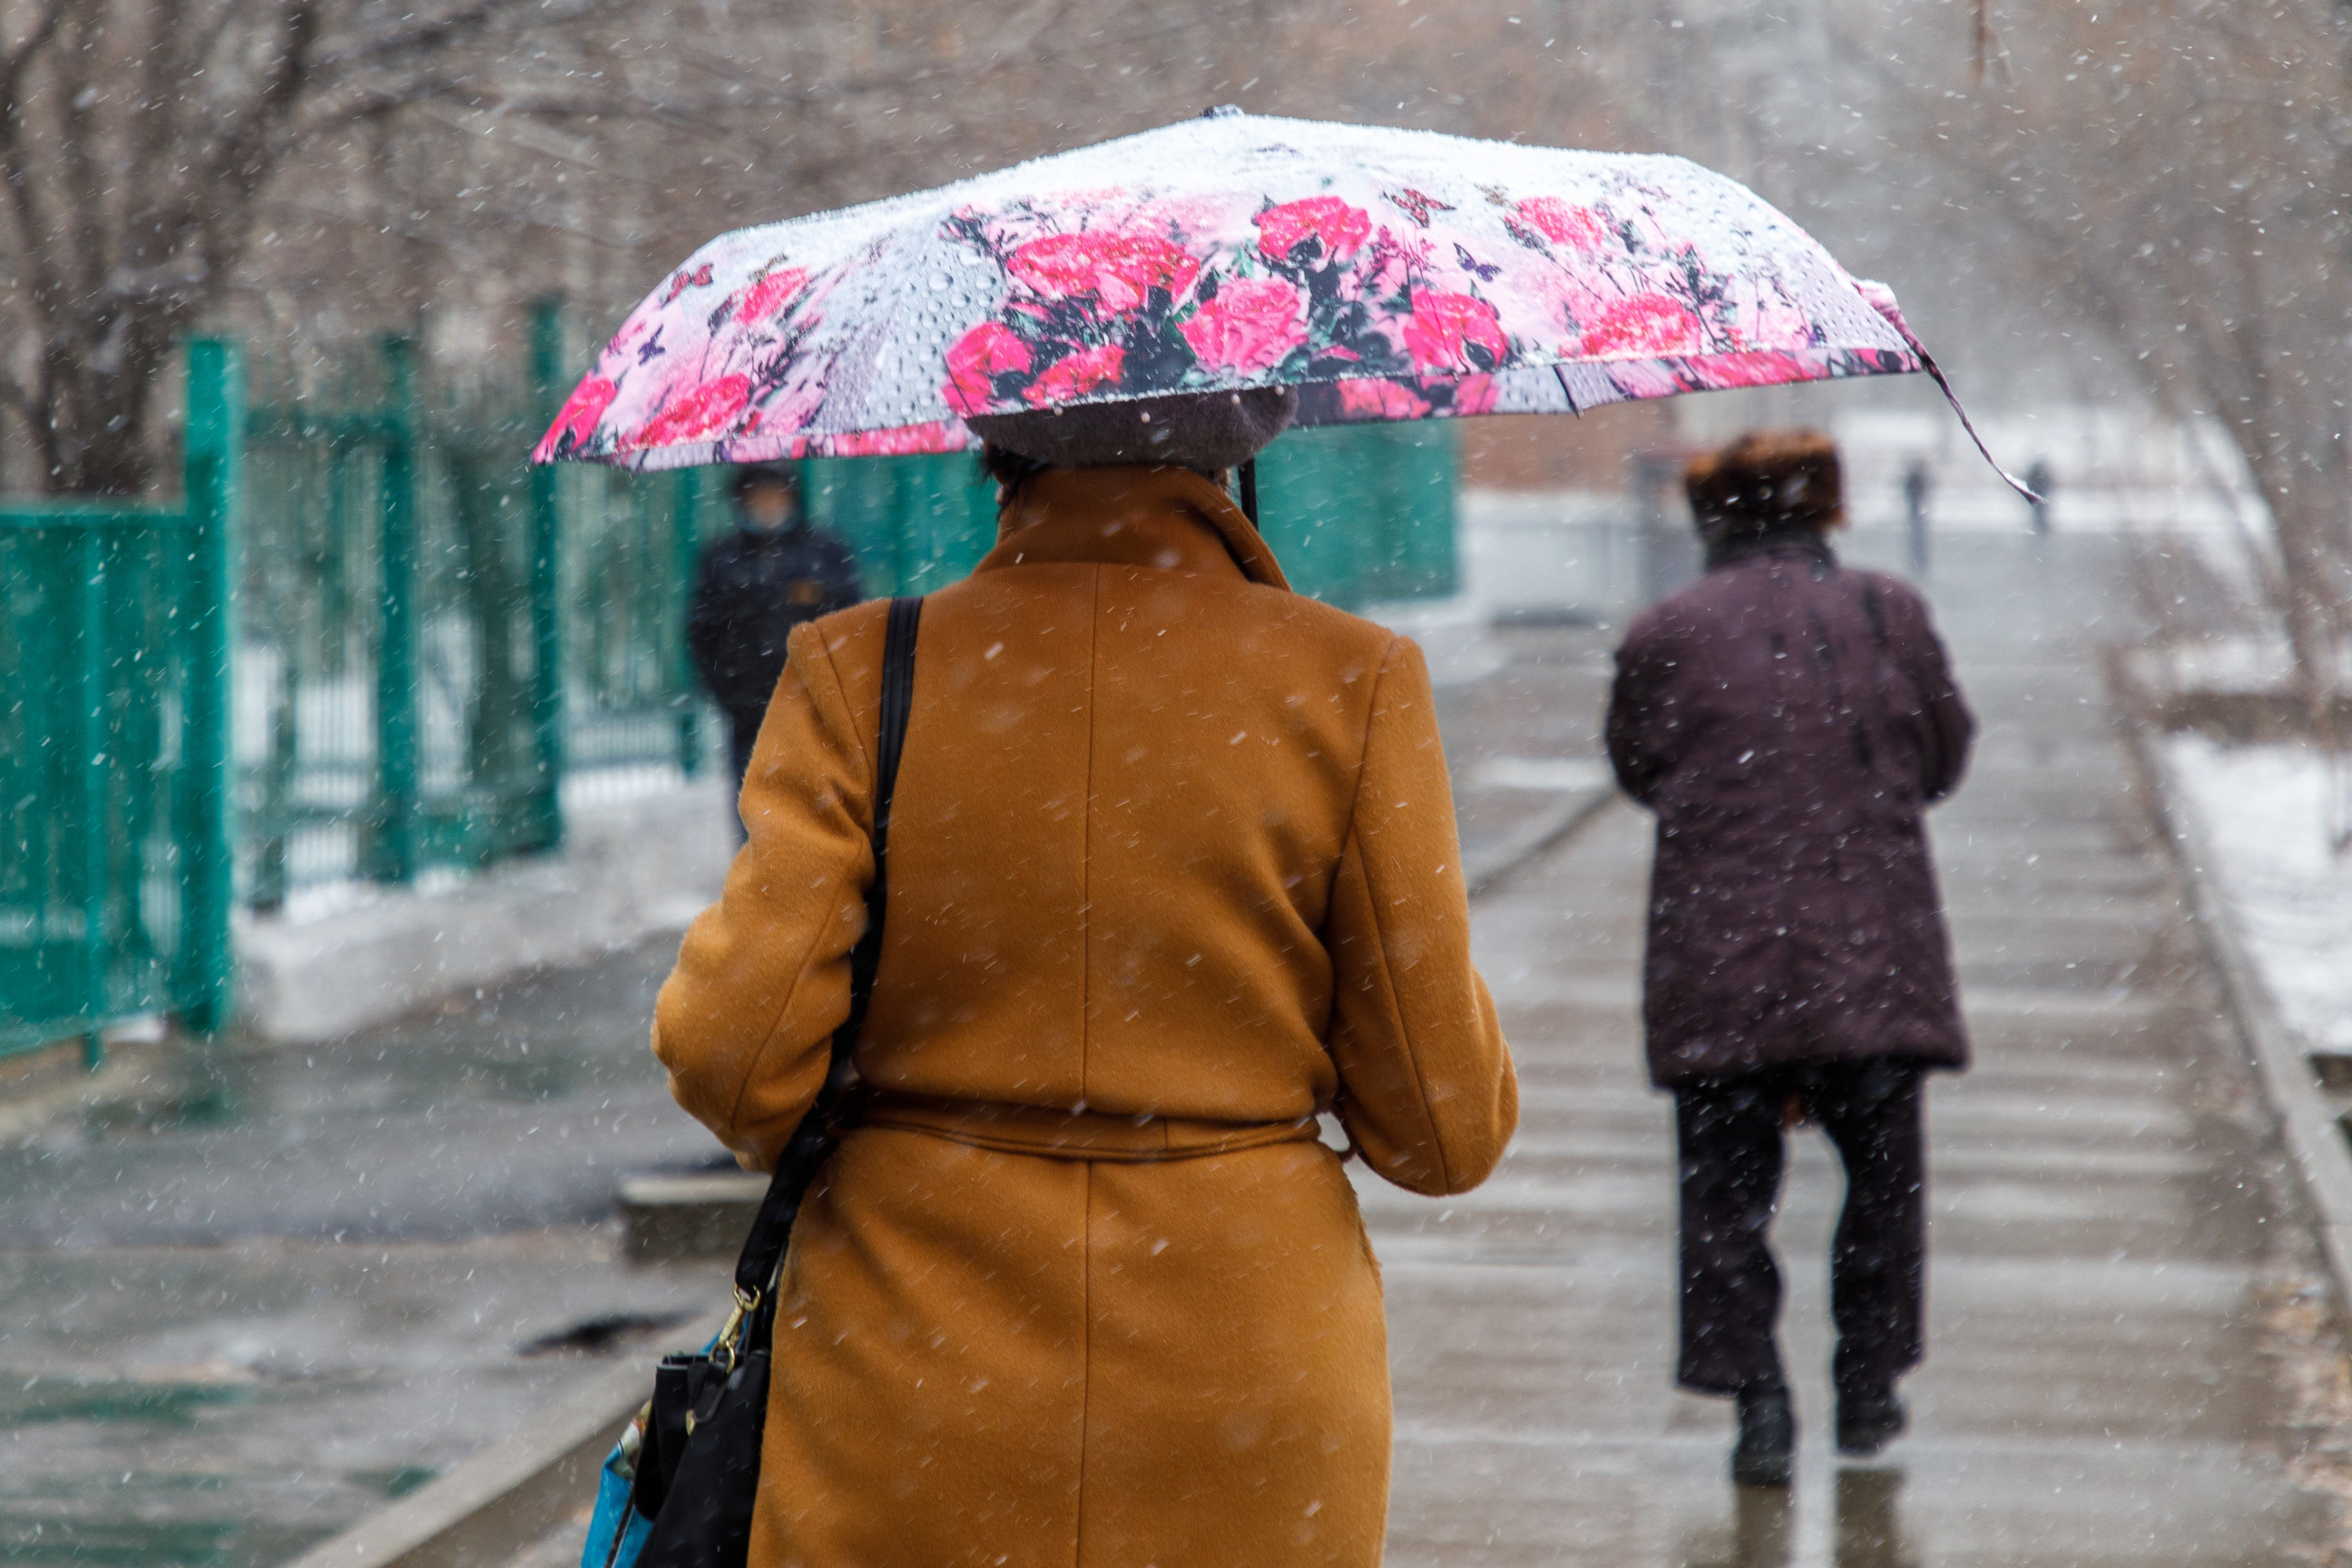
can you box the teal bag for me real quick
[582,1436,654,1568]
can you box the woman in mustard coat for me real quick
[652,390,1518,1568]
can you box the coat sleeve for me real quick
[1900,596,1975,803]
[1605,612,1679,804]
[1323,636,1518,1196]
[652,619,875,1170]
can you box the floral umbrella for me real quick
[534,111,2012,485]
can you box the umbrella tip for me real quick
[1201,103,1244,119]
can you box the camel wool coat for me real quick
[653,465,1518,1568]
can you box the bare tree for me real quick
[0,0,1661,495]
[0,0,614,495]
[234,0,1644,374]
[1820,0,2352,691]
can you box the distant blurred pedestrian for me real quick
[685,465,863,833]
[2024,456,2055,536]
[1902,457,1933,576]
[1606,430,1976,1488]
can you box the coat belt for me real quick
[855,1092,1324,1163]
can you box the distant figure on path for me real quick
[2024,456,2055,536]
[1902,457,1933,576]
[1606,430,1976,1488]
[685,464,863,833]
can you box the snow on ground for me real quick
[2168,735,2352,1051]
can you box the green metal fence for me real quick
[1258,420,1458,605]
[804,419,1459,608]
[232,367,1457,913]
[0,343,238,1065]
[239,306,708,909]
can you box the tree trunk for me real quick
[32,317,181,497]
[2236,418,2350,735]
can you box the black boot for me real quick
[1835,1383,1907,1457]
[1733,1385,1795,1487]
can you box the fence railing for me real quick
[239,306,713,909]
[5,313,1462,1062]
[0,343,238,1065]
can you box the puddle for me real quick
[0,1380,256,1428]
[345,1466,437,1500]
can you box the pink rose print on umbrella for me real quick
[1512,197,1610,250]
[1445,373,1499,416]
[1180,279,1305,376]
[540,376,616,458]
[732,267,811,325]
[1025,342,1126,406]
[633,374,752,448]
[1008,232,1202,314]
[1402,289,1508,374]
[1336,379,1435,421]
[1254,197,1372,266]
[1736,299,1815,353]
[1582,294,1704,358]
[819,422,961,457]
[943,322,1036,416]
[1686,351,1820,392]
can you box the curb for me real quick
[238,782,731,1046]
[2136,725,2352,1307]
[282,1308,728,1568]
[1463,785,1618,898]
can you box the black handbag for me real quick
[624,594,922,1568]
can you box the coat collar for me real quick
[1705,529,1838,573]
[975,466,1292,591]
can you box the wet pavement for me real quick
[1374,528,2352,1564]
[0,952,732,1563]
[0,1233,726,1567]
[9,524,2352,1566]
[0,948,717,1249]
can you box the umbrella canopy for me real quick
[534,112,1936,473]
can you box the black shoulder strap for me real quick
[732,595,922,1300]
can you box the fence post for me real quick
[178,339,241,1036]
[368,336,420,884]
[74,511,107,1068]
[672,467,703,778]
[528,299,567,850]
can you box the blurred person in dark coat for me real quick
[1606,430,1975,1488]
[1902,457,1933,577]
[686,465,864,830]
[2024,456,2056,536]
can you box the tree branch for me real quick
[0,0,71,88]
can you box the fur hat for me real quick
[965,387,1298,474]
[730,462,799,499]
[1685,429,1845,542]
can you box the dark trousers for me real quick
[1675,1061,1926,1398]
[726,706,764,843]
